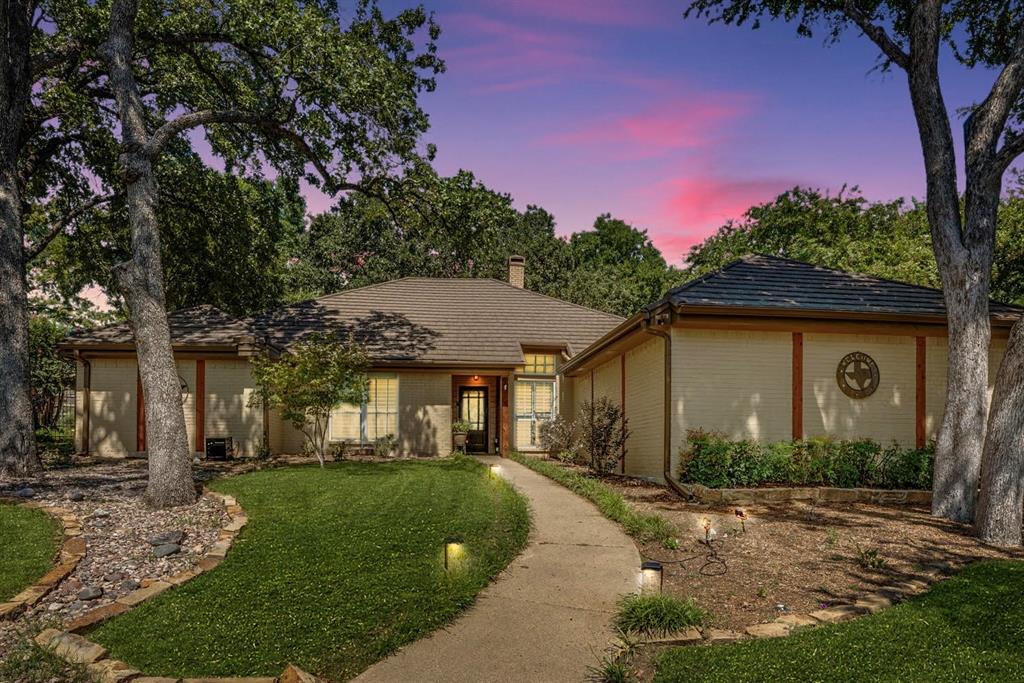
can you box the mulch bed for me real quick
[600,473,1024,631]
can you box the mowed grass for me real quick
[0,502,60,601]
[655,560,1024,683]
[91,457,530,680]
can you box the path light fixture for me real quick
[701,518,713,544]
[640,561,664,594]
[735,508,748,533]
[489,463,501,479]
[444,534,465,571]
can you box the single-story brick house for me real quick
[61,254,1020,483]
[561,254,1020,482]
[60,257,622,459]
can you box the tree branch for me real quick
[145,109,273,157]
[842,2,910,70]
[24,194,116,262]
[969,28,1024,174]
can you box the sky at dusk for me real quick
[301,0,1000,265]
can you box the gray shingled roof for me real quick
[659,254,1022,321]
[61,305,256,348]
[248,278,623,365]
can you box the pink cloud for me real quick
[543,96,754,159]
[442,13,593,73]
[640,175,799,257]
[473,0,664,26]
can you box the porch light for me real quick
[444,534,465,571]
[472,375,480,381]
[640,561,663,594]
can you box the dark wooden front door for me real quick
[459,387,488,453]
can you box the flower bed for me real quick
[679,430,932,490]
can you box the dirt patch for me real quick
[599,470,1023,631]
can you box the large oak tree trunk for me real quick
[975,319,1024,546]
[105,0,195,507]
[0,0,41,477]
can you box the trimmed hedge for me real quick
[678,430,933,490]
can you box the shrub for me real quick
[373,434,397,458]
[579,398,629,474]
[539,415,583,463]
[613,594,705,636]
[679,431,933,490]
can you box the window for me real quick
[523,353,557,374]
[330,374,398,443]
[514,379,555,448]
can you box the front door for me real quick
[459,387,488,453]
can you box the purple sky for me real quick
[301,0,998,265]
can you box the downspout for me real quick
[642,308,687,498]
[80,354,92,456]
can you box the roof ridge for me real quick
[480,277,624,321]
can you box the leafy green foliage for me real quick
[854,545,888,571]
[614,594,706,636]
[92,459,530,680]
[510,453,676,544]
[0,504,60,602]
[586,653,638,683]
[287,168,683,316]
[249,333,369,465]
[655,560,1024,682]
[579,398,630,474]
[28,316,74,431]
[683,186,1024,305]
[679,430,933,489]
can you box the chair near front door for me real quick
[459,387,488,453]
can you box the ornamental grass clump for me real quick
[678,429,933,489]
[613,594,706,637]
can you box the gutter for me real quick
[640,309,689,499]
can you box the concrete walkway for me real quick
[354,456,640,683]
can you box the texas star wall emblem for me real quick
[836,352,879,399]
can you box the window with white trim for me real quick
[330,374,398,443]
[514,379,554,448]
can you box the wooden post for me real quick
[501,374,511,457]
[792,332,803,440]
[195,359,205,453]
[916,337,926,448]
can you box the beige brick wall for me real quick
[803,334,915,445]
[399,372,452,456]
[592,356,621,404]
[87,358,138,457]
[925,337,1006,442]
[670,328,792,475]
[205,359,263,456]
[624,335,665,479]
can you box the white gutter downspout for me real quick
[641,308,687,495]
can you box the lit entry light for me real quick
[444,535,465,571]
[640,560,663,594]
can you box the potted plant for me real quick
[452,420,471,452]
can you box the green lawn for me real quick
[91,457,530,680]
[655,560,1024,683]
[0,502,60,601]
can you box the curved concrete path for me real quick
[354,455,640,683]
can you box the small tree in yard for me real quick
[250,334,369,467]
[539,415,583,463]
[579,398,629,474]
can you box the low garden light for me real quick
[444,534,465,571]
[640,561,664,594]
[735,508,748,533]
[489,463,501,479]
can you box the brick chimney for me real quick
[507,255,526,288]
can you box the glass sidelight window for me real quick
[514,379,554,448]
[330,374,398,443]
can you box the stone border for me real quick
[629,566,947,654]
[676,482,932,506]
[0,499,87,621]
[32,490,323,683]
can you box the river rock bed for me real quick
[0,461,229,662]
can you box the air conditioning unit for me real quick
[205,437,234,461]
